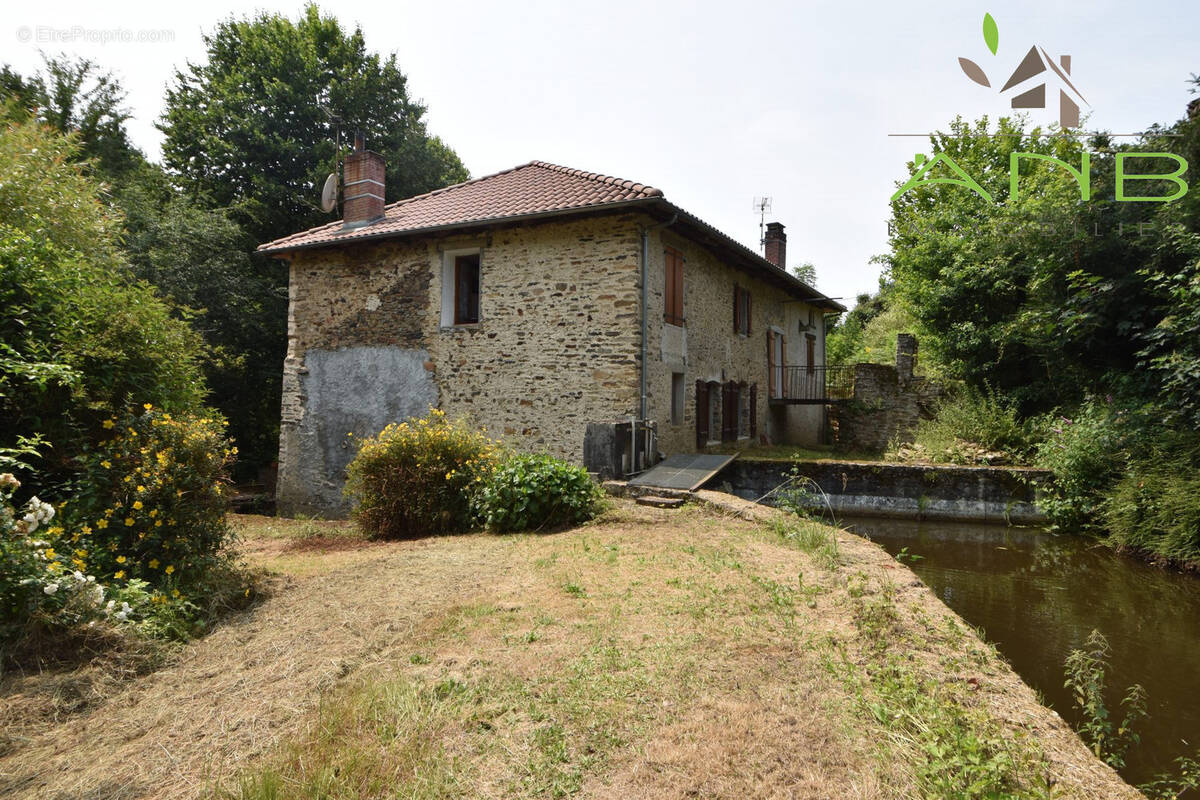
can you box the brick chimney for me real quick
[764,222,786,269]
[342,132,386,229]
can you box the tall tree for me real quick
[36,55,142,179]
[1,57,288,475]
[1,55,144,179]
[156,5,469,474]
[883,115,1178,412]
[158,3,469,245]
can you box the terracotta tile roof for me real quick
[257,160,662,254]
[258,159,844,310]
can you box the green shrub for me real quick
[1102,443,1200,566]
[0,110,208,492]
[1064,630,1147,770]
[471,453,602,533]
[345,409,497,538]
[895,385,1035,465]
[3,407,250,646]
[1034,399,1131,530]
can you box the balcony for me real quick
[768,365,854,405]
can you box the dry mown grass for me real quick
[0,499,1140,799]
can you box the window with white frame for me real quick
[440,249,481,327]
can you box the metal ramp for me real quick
[627,453,738,492]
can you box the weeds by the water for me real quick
[1063,630,1146,770]
[1064,630,1200,799]
[768,516,841,570]
[829,575,1057,800]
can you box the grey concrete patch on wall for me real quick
[278,346,438,516]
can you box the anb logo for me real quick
[958,13,1087,129]
[891,13,1188,205]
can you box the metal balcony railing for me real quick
[769,365,855,403]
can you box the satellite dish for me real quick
[320,173,338,213]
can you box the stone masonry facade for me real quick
[645,226,827,455]
[279,213,642,515]
[278,210,829,515]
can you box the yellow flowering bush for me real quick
[345,409,497,538]
[70,406,236,590]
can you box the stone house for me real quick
[259,143,845,514]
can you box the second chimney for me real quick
[342,132,386,229]
[764,221,786,269]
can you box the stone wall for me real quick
[644,225,827,455]
[278,213,644,515]
[722,459,1050,524]
[827,337,940,453]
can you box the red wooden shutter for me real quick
[721,381,735,443]
[780,335,788,399]
[695,379,708,449]
[766,331,776,399]
[750,383,758,439]
[665,248,684,325]
[664,253,672,322]
[674,252,684,323]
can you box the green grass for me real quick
[824,575,1056,800]
[215,505,1081,800]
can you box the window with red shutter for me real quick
[733,286,751,336]
[665,248,685,326]
[694,379,708,449]
[749,384,758,439]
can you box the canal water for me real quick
[842,516,1200,792]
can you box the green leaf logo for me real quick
[983,13,999,55]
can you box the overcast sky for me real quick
[7,0,1199,303]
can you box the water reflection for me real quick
[843,516,1200,790]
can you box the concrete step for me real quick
[635,495,686,509]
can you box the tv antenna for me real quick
[753,196,772,250]
[319,107,344,214]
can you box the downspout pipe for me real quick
[639,214,678,422]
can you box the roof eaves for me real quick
[257,195,664,256]
[654,203,846,312]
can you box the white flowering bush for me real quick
[0,473,137,640]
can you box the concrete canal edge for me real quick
[715,459,1052,525]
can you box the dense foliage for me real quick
[117,167,285,475]
[346,410,497,538]
[892,387,1035,466]
[0,114,207,488]
[869,94,1200,565]
[0,87,254,646]
[472,453,603,533]
[69,407,236,587]
[1,407,246,644]
[4,5,470,475]
[158,3,468,246]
